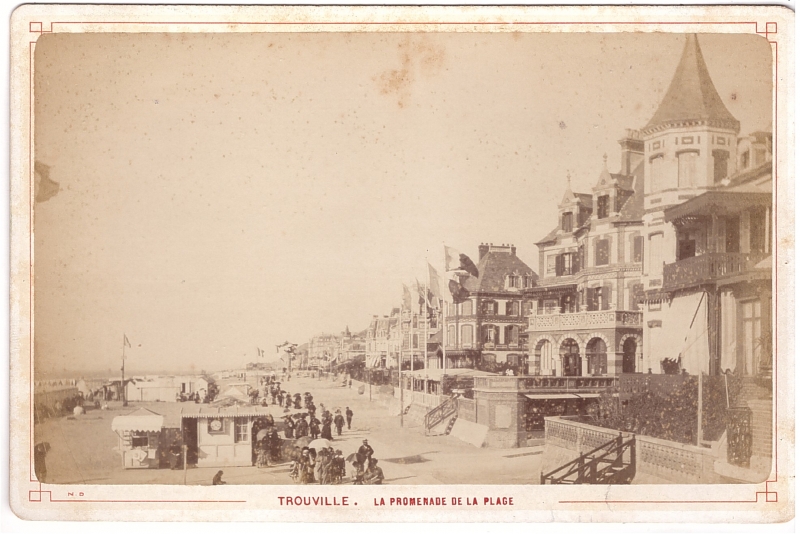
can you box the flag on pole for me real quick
[415,279,427,307]
[402,284,412,310]
[447,275,471,304]
[428,263,442,306]
[124,335,131,348]
[444,245,479,278]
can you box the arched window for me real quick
[586,338,608,375]
[460,324,473,347]
[622,337,637,373]
[560,339,581,377]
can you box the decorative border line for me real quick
[29,483,245,503]
[22,17,782,507]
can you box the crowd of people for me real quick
[246,373,384,485]
[289,439,383,485]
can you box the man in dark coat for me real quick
[212,470,226,485]
[309,417,321,440]
[334,411,345,436]
[345,407,354,430]
[356,439,374,468]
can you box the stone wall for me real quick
[457,398,477,423]
[475,390,525,448]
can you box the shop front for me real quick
[180,405,291,468]
[111,407,166,469]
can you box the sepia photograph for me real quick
[9,4,793,523]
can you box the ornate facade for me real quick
[639,35,773,379]
[525,138,646,377]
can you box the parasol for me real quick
[256,429,269,441]
[308,438,332,450]
[345,452,358,463]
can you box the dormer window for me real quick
[561,212,573,232]
[597,196,610,219]
[506,275,522,289]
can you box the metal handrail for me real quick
[424,397,457,434]
[541,433,635,484]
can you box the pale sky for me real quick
[33,32,773,377]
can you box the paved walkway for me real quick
[35,374,542,485]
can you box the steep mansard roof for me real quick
[461,250,537,293]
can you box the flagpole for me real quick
[121,334,128,407]
[442,297,447,385]
[424,270,429,373]
[400,293,405,428]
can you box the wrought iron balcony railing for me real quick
[663,252,769,291]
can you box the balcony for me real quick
[663,252,769,291]
[529,310,642,333]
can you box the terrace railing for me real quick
[663,252,769,291]
[541,432,636,485]
[529,310,642,332]
[424,396,458,435]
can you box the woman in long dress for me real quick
[321,420,333,441]
[284,416,295,439]
[256,439,269,468]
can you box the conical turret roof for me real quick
[644,35,740,134]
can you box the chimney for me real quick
[618,129,644,175]
[510,244,516,256]
[478,243,490,260]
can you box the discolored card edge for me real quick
[8,3,795,523]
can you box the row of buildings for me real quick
[300,37,772,463]
[406,36,771,386]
